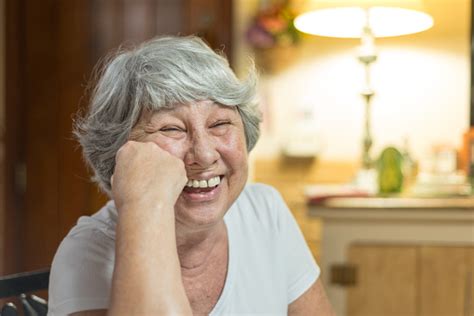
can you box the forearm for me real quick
[288,279,335,316]
[108,203,191,315]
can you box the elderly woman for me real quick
[48,36,334,315]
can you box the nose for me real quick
[183,132,219,168]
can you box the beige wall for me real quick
[233,0,261,180]
[254,35,470,166]
[236,0,471,177]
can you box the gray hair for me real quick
[74,35,261,196]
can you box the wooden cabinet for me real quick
[419,246,474,316]
[308,197,474,316]
[347,245,418,316]
[347,245,474,316]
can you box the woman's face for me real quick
[131,100,248,229]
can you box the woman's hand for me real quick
[112,141,188,212]
[109,140,192,315]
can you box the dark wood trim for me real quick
[23,0,62,271]
[4,0,27,274]
[184,0,233,65]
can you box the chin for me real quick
[175,186,228,226]
[174,172,247,230]
[174,202,227,229]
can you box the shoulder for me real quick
[52,200,117,267]
[237,182,285,209]
[51,222,115,271]
[48,202,116,315]
[228,183,289,232]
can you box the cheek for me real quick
[220,132,248,172]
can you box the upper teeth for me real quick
[186,176,221,188]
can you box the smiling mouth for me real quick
[183,176,222,193]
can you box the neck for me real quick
[176,220,227,277]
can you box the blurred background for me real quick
[0,0,473,315]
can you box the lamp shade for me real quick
[294,0,434,38]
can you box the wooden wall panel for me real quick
[156,0,184,35]
[23,0,61,271]
[185,0,233,61]
[89,0,124,60]
[4,0,26,274]
[122,0,157,44]
[57,1,101,241]
[4,0,233,274]
[0,0,4,276]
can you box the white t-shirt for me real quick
[48,183,320,315]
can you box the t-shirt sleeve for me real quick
[269,186,320,304]
[48,227,114,315]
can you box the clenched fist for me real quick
[111,141,188,212]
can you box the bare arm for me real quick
[109,141,191,315]
[72,141,191,316]
[288,278,336,316]
[71,279,334,316]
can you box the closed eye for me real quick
[158,126,187,138]
[211,121,231,128]
[160,127,183,132]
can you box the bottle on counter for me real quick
[401,138,418,193]
[459,128,474,195]
[466,129,474,193]
[377,146,404,195]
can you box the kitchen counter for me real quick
[309,196,474,209]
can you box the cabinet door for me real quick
[347,245,418,316]
[470,248,474,316]
[420,246,474,316]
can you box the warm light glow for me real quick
[294,7,434,38]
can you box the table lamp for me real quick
[294,0,434,170]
